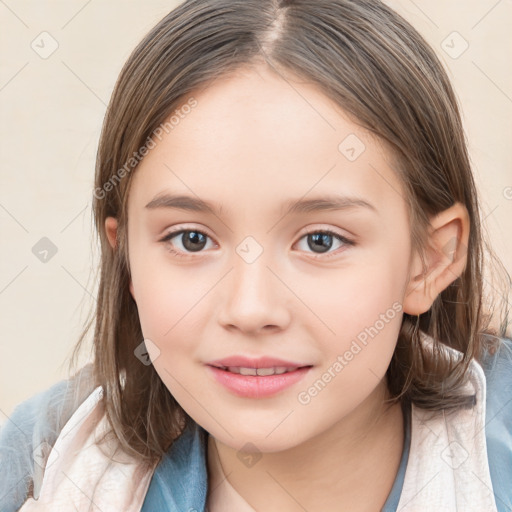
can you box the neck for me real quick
[207,382,405,512]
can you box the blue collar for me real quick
[142,419,210,511]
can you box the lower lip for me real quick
[206,365,312,398]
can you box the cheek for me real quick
[129,251,214,353]
[307,254,406,338]
[299,246,407,389]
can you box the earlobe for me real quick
[403,202,470,316]
[105,217,118,249]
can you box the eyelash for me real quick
[159,227,355,260]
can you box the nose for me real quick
[217,249,292,335]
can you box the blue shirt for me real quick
[2,337,511,511]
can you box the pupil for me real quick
[308,233,332,253]
[183,231,206,252]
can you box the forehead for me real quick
[128,64,407,221]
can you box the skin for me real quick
[105,63,470,511]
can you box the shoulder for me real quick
[479,335,512,415]
[0,364,95,511]
[478,336,512,509]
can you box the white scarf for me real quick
[395,346,497,511]
[19,385,156,512]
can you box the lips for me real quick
[207,355,310,370]
[206,364,313,398]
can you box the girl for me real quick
[2,0,511,510]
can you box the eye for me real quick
[159,227,355,259]
[160,228,216,258]
[295,229,354,258]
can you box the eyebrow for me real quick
[145,193,377,216]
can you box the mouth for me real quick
[208,364,312,376]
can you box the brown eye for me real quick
[160,229,214,257]
[179,231,208,252]
[296,229,354,257]
[307,232,334,253]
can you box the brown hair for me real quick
[69,0,511,464]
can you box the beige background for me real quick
[1,0,511,427]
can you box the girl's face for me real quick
[125,64,415,451]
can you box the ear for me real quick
[403,202,470,316]
[104,216,136,300]
[105,217,118,249]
